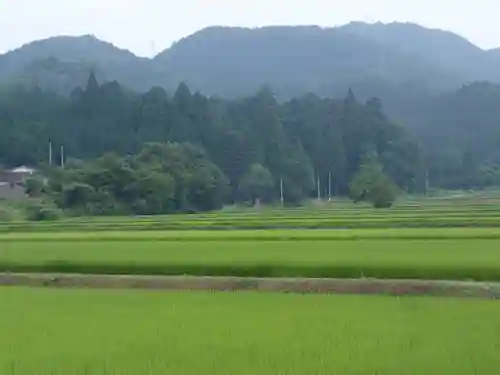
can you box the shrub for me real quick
[369,175,399,208]
[25,176,46,197]
[25,200,62,222]
[349,156,399,208]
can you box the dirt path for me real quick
[2,273,500,299]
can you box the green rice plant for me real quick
[3,238,500,281]
[1,288,500,375]
[3,228,500,242]
[3,194,500,232]
[3,214,500,232]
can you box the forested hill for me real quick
[0,76,423,204]
[0,35,158,93]
[1,22,500,99]
[153,23,500,98]
[419,82,500,189]
[3,74,500,201]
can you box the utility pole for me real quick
[60,145,65,168]
[280,178,284,206]
[328,169,332,201]
[48,141,53,166]
[425,169,429,196]
[317,175,321,200]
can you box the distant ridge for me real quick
[1,22,499,99]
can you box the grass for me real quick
[1,287,500,375]
[3,237,500,281]
[0,200,25,221]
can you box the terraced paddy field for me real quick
[3,194,500,232]
[2,229,500,281]
[1,288,499,375]
[3,196,500,374]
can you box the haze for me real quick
[1,0,500,56]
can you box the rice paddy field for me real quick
[3,193,500,233]
[2,194,500,374]
[2,288,500,375]
[2,232,500,281]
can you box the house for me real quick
[0,182,26,200]
[0,165,35,200]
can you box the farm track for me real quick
[2,273,500,299]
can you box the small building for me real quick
[0,165,35,200]
[0,182,26,200]
[8,166,35,181]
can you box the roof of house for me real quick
[9,166,35,174]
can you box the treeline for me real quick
[25,143,228,216]
[1,74,422,210]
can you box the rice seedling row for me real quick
[3,228,500,242]
[4,215,500,232]
[3,238,500,281]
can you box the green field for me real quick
[2,196,500,374]
[1,287,499,375]
[3,194,500,232]
[2,231,500,281]
[2,196,500,281]
[3,227,500,241]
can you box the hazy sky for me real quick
[1,0,499,56]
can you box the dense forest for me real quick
[0,74,422,211]
[416,82,500,189]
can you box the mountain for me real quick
[7,57,106,95]
[337,22,500,82]
[487,48,500,62]
[1,22,499,100]
[0,35,158,93]
[153,24,460,97]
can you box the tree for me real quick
[238,164,275,205]
[41,142,228,216]
[25,199,62,221]
[60,182,95,208]
[0,81,423,203]
[349,156,399,208]
[125,169,175,215]
[135,142,229,212]
[24,175,46,197]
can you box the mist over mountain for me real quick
[1,22,499,98]
[0,34,158,92]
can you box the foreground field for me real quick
[1,287,499,375]
[2,233,500,281]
